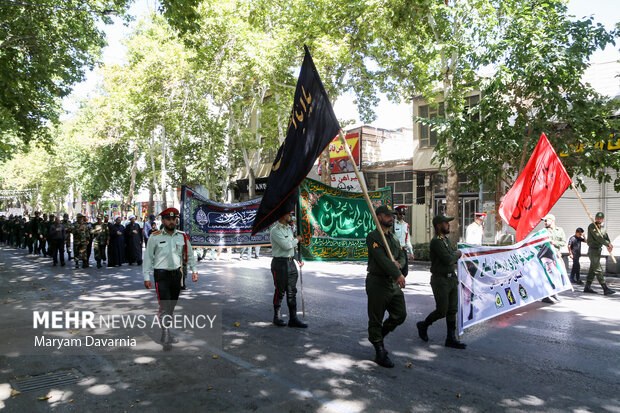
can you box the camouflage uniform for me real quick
[61,214,72,260]
[585,212,615,295]
[72,214,90,268]
[91,216,109,268]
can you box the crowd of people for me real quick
[0,212,161,269]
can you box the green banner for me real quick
[299,178,393,261]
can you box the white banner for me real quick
[458,229,571,334]
[330,172,363,192]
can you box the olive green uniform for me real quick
[587,223,610,286]
[365,228,406,344]
[424,232,461,327]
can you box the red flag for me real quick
[499,133,572,241]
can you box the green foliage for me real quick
[0,0,132,161]
[412,243,430,261]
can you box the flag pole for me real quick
[337,129,395,262]
[295,198,306,317]
[571,183,616,264]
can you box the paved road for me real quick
[0,246,619,412]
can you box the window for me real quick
[416,172,426,205]
[464,94,480,122]
[418,102,444,148]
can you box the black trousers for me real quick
[570,256,581,281]
[402,247,409,277]
[154,269,182,325]
[49,239,65,264]
[271,257,298,311]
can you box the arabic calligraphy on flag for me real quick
[499,133,572,241]
[298,178,392,261]
[180,186,270,247]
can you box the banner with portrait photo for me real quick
[299,178,392,261]
[180,186,270,247]
[457,229,571,334]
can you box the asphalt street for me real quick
[0,246,619,413]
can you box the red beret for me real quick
[395,205,408,211]
[160,208,180,218]
[475,212,487,217]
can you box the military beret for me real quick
[432,215,455,227]
[375,205,396,216]
[76,213,83,218]
[595,212,604,219]
[395,205,408,212]
[160,208,180,218]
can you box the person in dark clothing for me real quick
[108,216,125,266]
[124,215,143,265]
[568,228,586,285]
[48,216,66,266]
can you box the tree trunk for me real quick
[127,148,139,214]
[445,166,460,244]
[161,126,167,208]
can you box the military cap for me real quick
[63,213,69,218]
[595,212,604,219]
[96,214,103,219]
[76,213,83,218]
[395,205,408,212]
[375,205,396,216]
[160,208,180,218]
[432,215,455,227]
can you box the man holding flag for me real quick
[251,46,340,327]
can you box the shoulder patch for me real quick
[151,230,162,236]
[373,242,379,248]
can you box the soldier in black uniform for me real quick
[416,215,467,349]
[365,205,406,368]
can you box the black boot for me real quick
[96,260,102,269]
[287,305,308,328]
[83,261,89,268]
[603,284,616,296]
[273,306,286,326]
[161,328,172,350]
[445,327,467,349]
[75,261,80,269]
[583,282,597,294]
[372,341,394,368]
[417,321,429,342]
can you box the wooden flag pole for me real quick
[295,200,306,317]
[337,129,395,263]
[571,183,616,264]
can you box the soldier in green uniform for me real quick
[38,213,49,256]
[61,213,72,260]
[72,213,90,268]
[417,215,467,349]
[365,205,406,368]
[18,217,26,249]
[0,215,6,244]
[584,212,615,295]
[91,214,109,268]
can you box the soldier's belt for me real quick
[273,256,294,262]
[433,272,456,278]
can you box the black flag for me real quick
[251,46,340,235]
